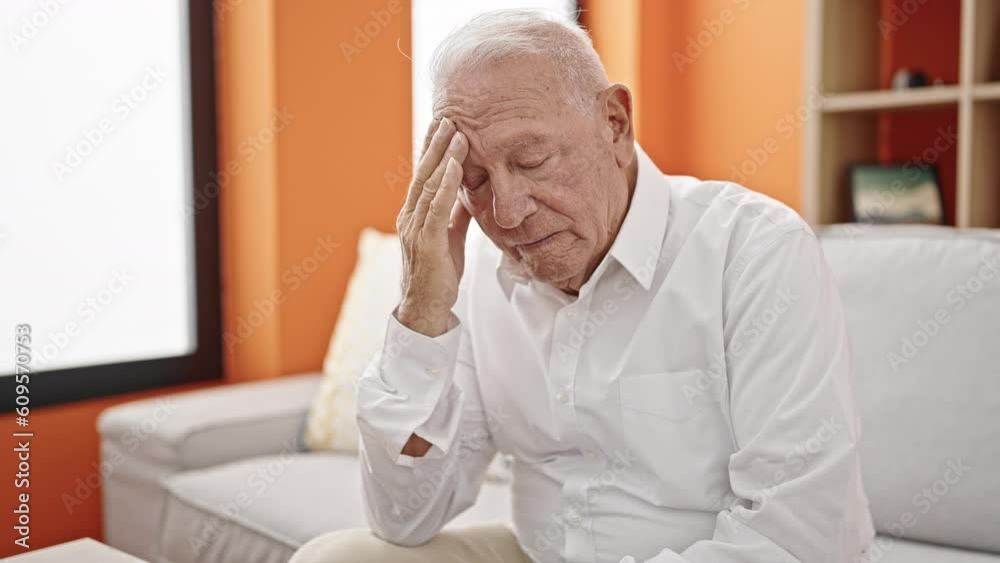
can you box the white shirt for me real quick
[356,145,875,563]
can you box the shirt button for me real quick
[566,307,578,320]
[555,389,569,404]
[425,367,441,377]
[566,508,583,527]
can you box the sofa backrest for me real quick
[818,225,1000,554]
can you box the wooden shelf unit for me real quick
[822,86,961,113]
[973,82,1000,101]
[803,0,1000,228]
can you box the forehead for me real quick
[434,54,565,111]
[432,57,574,150]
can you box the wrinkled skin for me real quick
[433,54,638,294]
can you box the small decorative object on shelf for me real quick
[891,67,936,90]
[848,163,944,225]
[891,67,912,90]
[908,69,930,88]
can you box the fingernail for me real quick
[449,132,463,150]
[441,117,452,130]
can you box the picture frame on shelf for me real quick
[848,163,945,225]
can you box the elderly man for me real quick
[292,9,873,563]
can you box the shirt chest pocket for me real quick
[618,370,734,510]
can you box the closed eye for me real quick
[519,155,550,169]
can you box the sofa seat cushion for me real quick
[871,536,1000,562]
[156,452,512,563]
[154,453,1000,563]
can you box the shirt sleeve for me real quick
[355,309,498,546]
[625,229,873,563]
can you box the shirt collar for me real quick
[496,143,670,298]
[607,143,670,291]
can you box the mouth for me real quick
[516,231,561,251]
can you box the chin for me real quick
[521,255,584,287]
[514,237,591,287]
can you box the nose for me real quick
[491,171,538,230]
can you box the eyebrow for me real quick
[495,132,552,152]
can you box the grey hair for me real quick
[430,9,610,115]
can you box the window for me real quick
[1,0,221,408]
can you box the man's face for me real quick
[433,56,633,292]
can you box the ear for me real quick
[598,83,635,168]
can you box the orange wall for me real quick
[582,0,687,176]
[219,0,411,380]
[219,0,412,380]
[584,0,805,210]
[216,0,282,381]
[273,0,411,376]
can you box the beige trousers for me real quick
[289,524,533,563]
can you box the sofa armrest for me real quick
[98,372,322,470]
[98,373,323,561]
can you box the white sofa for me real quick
[98,225,1000,563]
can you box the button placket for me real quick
[550,295,601,563]
[549,296,592,402]
[549,304,583,414]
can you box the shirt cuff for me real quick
[358,310,463,464]
[377,309,461,398]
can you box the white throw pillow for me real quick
[304,228,401,451]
